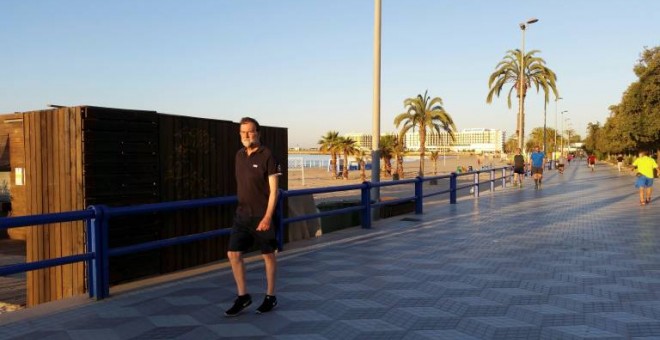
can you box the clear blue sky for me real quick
[2,0,659,148]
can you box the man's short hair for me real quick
[239,117,260,131]
[639,150,648,156]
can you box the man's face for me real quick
[534,147,540,153]
[240,122,259,148]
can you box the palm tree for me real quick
[379,134,397,177]
[487,49,559,149]
[356,149,369,182]
[337,137,360,180]
[393,137,405,179]
[318,131,341,179]
[430,151,440,175]
[394,90,456,176]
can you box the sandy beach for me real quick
[288,154,510,190]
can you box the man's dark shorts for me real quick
[514,167,525,174]
[228,216,277,254]
[531,166,544,175]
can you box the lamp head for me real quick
[527,18,539,24]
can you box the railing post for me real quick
[414,176,423,215]
[473,171,480,197]
[88,204,110,300]
[276,189,285,251]
[450,172,457,204]
[85,208,97,299]
[490,169,495,192]
[502,167,507,188]
[361,182,372,229]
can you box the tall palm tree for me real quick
[393,137,405,179]
[487,49,559,149]
[318,131,341,179]
[379,134,397,177]
[337,137,360,180]
[356,149,369,182]
[430,151,440,175]
[394,90,456,176]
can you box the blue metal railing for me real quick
[0,166,512,302]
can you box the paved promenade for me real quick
[2,161,660,339]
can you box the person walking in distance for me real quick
[529,146,546,190]
[633,150,659,205]
[512,148,525,188]
[225,117,281,317]
[617,154,624,172]
[588,154,597,172]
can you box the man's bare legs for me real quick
[263,253,277,295]
[228,251,247,295]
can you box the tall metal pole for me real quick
[560,111,565,158]
[554,97,561,163]
[517,27,525,151]
[371,0,382,208]
[543,99,547,155]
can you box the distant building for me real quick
[343,133,373,150]
[403,128,505,153]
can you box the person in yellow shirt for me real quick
[633,150,659,205]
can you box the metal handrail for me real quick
[0,166,513,302]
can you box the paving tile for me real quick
[619,276,660,290]
[372,289,437,307]
[322,319,406,339]
[403,329,480,339]
[457,316,540,339]
[481,287,549,305]
[549,294,623,313]
[541,325,625,339]
[460,274,521,288]
[629,301,660,319]
[419,281,482,297]
[586,284,655,302]
[318,299,388,319]
[436,296,508,317]
[556,271,616,285]
[383,307,460,330]
[586,312,660,338]
[520,279,583,295]
[507,304,585,326]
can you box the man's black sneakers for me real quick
[256,295,277,314]
[224,294,252,317]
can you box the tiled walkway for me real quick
[2,161,660,339]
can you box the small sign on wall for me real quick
[15,168,23,186]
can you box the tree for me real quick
[379,134,397,177]
[394,90,456,176]
[393,137,405,179]
[504,135,519,154]
[430,151,440,175]
[585,46,660,156]
[337,137,359,180]
[318,131,341,179]
[487,49,559,149]
[355,149,369,182]
[525,127,561,153]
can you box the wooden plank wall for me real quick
[0,114,28,240]
[23,108,85,306]
[82,107,161,284]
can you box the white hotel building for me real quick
[346,128,505,153]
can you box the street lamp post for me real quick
[371,0,382,212]
[517,18,538,151]
[560,110,568,157]
[554,97,562,164]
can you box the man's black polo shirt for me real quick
[235,145,280,218]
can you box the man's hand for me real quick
[256,216,272,232]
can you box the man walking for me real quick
[225,117,281,316]
[633,150,659,205]
[617,154,624,172]
[588,154,597,172]
[529,146,546,190]
[513,148,525,188]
